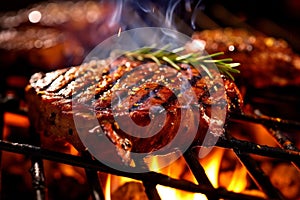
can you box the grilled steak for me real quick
[25,56,243,163]
[0,1,119,50]
[0,1,119,74]
[192,28,300,88]
[0,26,84,71]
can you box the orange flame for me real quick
[199,147,225,188]
[105,174,111,200]
[149,155,208,200]
[104,147,263,199]
[227,164,248,193]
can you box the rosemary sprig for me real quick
[124,45,240,80]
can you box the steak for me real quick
[0,1,119,73]
[0,27,84,71]
[0,1,119,50]
[192,28,300,88]
[25,56,243,164]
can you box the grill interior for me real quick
[1,96,300,200]
[1,0,300,200]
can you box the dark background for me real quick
[1,0,300,50]
[1,0,300,22]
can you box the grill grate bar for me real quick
[183,148,218,200]
[81,151,105,200]
[216,136,300,161]
[267,128,300,171]
[234,150,284,199]
[30,159,46,200]
[230,111,300,170]
[29,127,47,200]
[143,181,162,200]
[84,168,105,200]
[230,113,300,130]
[0,138,269,200]
[253,111,300,171]
[223,132,285,199]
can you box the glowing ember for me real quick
[3,112,30,139]
[4,112,30,128]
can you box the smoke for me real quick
[105,0,204,33]
[191,0,205,30]
[107,0,124,28]
[165,0,182,28]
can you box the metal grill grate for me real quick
[0,93,300,200]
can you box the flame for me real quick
[149,156,207,200]
[227,164,248,193]
[105,174,111,200]
[149,156,184,199]
[105,174,142,199]
[199,147,225,188]
[103,147,265,199]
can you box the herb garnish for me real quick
[124,45,240,80]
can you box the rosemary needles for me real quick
[124,45,240,80]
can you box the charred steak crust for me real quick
[25,57,243,158]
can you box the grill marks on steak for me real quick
[26,57,243,163]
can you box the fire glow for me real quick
[104,147,260,200]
